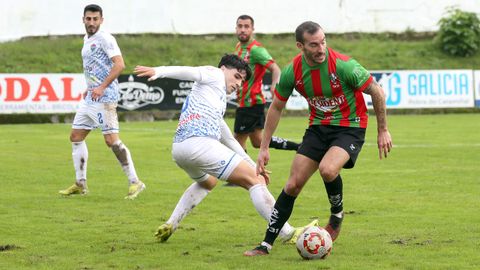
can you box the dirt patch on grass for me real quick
[0,244,19,252]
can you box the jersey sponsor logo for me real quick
[307,95,346,112]
[117,75,164,110]
[177,113,201,127]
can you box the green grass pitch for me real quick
[0,114,479,269]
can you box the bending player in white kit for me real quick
[134,54,317,243]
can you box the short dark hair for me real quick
[295,21,322,43]
[84,4,103,16]
[218,54,252,81]
[236,15,254,26]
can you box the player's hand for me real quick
[259,170,271,185]
[134,65,157,81]
[377,129,392,159]
[91,86,105,101]
[256,148,271,183]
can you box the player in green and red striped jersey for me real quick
[234,15,299,152]
[245,21,393,256]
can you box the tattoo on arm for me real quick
[365,81,388,131]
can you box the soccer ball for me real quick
[296,226,333,260]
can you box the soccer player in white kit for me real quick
[59,4,145,199]
[134,54,317,243]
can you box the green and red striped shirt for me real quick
[235,39,274,107]
[275,48,373,128]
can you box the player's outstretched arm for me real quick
[363,80,393,159]
[134,65,201,82]
[134,65,156,80]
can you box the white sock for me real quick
[111,140,139,184]
[167,182,210,230]
[248,184,295,239]
[72,141,88,185]
[261,241,272,251]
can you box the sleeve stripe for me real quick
[274,89,289,101]
[356,76,373,92]
[265,60,274,69]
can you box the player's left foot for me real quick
[59,183,88,196]
[243,245,269,256]
[325,214,343,242]
[124,180,146,200]
[282,219,319,244]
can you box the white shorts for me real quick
[72,101,119,134]
[172,137,243,182]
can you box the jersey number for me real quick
[97,113,104,124]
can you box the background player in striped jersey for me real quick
[245,21,393,256]
[134,54,314,243]
[234,15,299,152]
[59,4,145,199]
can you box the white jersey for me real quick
[81,30,122,104]
[174,66,227,143]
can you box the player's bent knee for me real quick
[284,181,303,196]
[251,141,261,148]
[319,164,339,181]
[70,133,85,142]
[199,177,217,191]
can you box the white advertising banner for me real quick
[474,70,480,107]
[368,70,474,109]
[0,74,86,113]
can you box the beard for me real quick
[305,51,326,65]
[237,34,250,43]
[86,26,98,36]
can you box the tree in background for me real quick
[437,6,480,57]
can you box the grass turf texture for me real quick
[0,114,479,269]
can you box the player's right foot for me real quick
[243,245,269,256]
[283,219,319,244]
[324,214,343,242]
[59,183,88,196]
[125,180,146,200]
[155,223,173,242]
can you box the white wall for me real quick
[1,0,479,42]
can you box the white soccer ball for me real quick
[296,226,333,260]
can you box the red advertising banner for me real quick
[0,74,86,113]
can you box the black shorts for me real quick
[297,125,366,169]
[234,104,266,134]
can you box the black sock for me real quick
[324,175,343,214]
[264,189,297,245]
[269,136,300,151]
